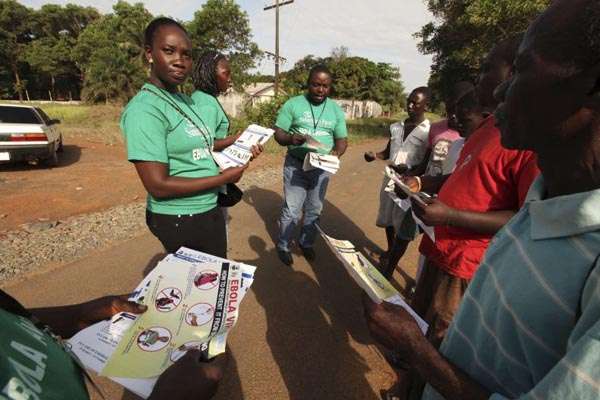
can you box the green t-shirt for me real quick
[121,83,220,215]
[275,94,348,160]
[0,309,89,400]
[190,91,230,140]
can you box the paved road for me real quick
[4,140,421,400]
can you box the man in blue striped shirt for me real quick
[364,0,600,398]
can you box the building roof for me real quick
[244,82,285,97]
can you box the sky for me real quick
[20,0,435,90]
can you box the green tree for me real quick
[187,0,262,89]
[0,0,33,100]
[281,55,327,95]
[72,1,152,103]
[281,55,405,113]
[416,0,550,107]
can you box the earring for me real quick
[149,59,154,64]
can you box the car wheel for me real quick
[57,136,64,153]
[44,150,59,168]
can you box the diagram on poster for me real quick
[137,327,172,351]
[101,259,243,379]
[318,226,429,334]
[67,248,257,398]
[155,288,182,312]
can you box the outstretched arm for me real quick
[30,295,147,338]
[411,198,515,235]
[364,297,490,400]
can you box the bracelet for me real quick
[415,176,422,192]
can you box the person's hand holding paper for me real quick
[363,295,424,363]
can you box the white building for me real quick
[218,82,383,119]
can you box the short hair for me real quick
[144,17,187,48]
[411,86,432,104]
[193,51,227,96]
[533,0,600,73]
[308,64,332,82]
[455,88,480,114]
[492,34,524,67]
[448,81,475,106]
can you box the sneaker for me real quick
[300,246,316,261]
[277,249,293,266]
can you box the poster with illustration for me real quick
[317,226,428,334]
[101,258,246,378]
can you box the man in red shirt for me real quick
[398,37,539,349]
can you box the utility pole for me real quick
[263,0,293,97]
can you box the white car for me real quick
[0,104,63,166]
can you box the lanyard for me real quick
[307,97,327,133]
[142,85,214,150]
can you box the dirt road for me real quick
[2,139,421,400]
[0,138,278,231]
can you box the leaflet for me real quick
[67,248,256,398]
[318,227,428,334]
[383,167,436,242]
[302,152,340,174]
[212,124,274,170]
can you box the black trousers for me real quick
[146,207,227,258]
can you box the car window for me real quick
[0,106,42,124]
[35,108,52,124]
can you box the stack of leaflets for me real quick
[305,136,330,152]
[303,152,340,174]
[212,124,274,170]
[67,247,256,399]
[384,166,436,242]
[318,226,428,334]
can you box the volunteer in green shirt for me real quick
[274,65,348,266]
[191,50,243,240]
[121,18,258,258]
[0,289,226,400]
[191,50,233,142]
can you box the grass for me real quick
[38,103,123,145]
[29,102,440,152]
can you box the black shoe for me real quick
[277,249,293,266]
[300,246,316,261]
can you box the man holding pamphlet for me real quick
[273,64,348,266]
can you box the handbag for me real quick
[142,86,244,208]
[218,182,243,207]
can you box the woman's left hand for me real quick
[250,144,263,160]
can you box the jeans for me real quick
[277,154,331,251]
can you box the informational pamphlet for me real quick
[302,152,340,174]
[318,227,428,334]
[212,124,274,170]
[67,248,256,398]
[305,135,330,151]
[383,167,436,242]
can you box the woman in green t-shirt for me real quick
[191,50,241,240]
[121,18,259,258]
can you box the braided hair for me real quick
[193,50,227,96]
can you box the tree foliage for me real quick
[187,0,262,90]
[0,0,262,103]
[281,53,406,112]
[0,0,33,100]
[72,1,151,103]
[416,0,550,107]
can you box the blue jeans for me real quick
[277,154,331,251]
